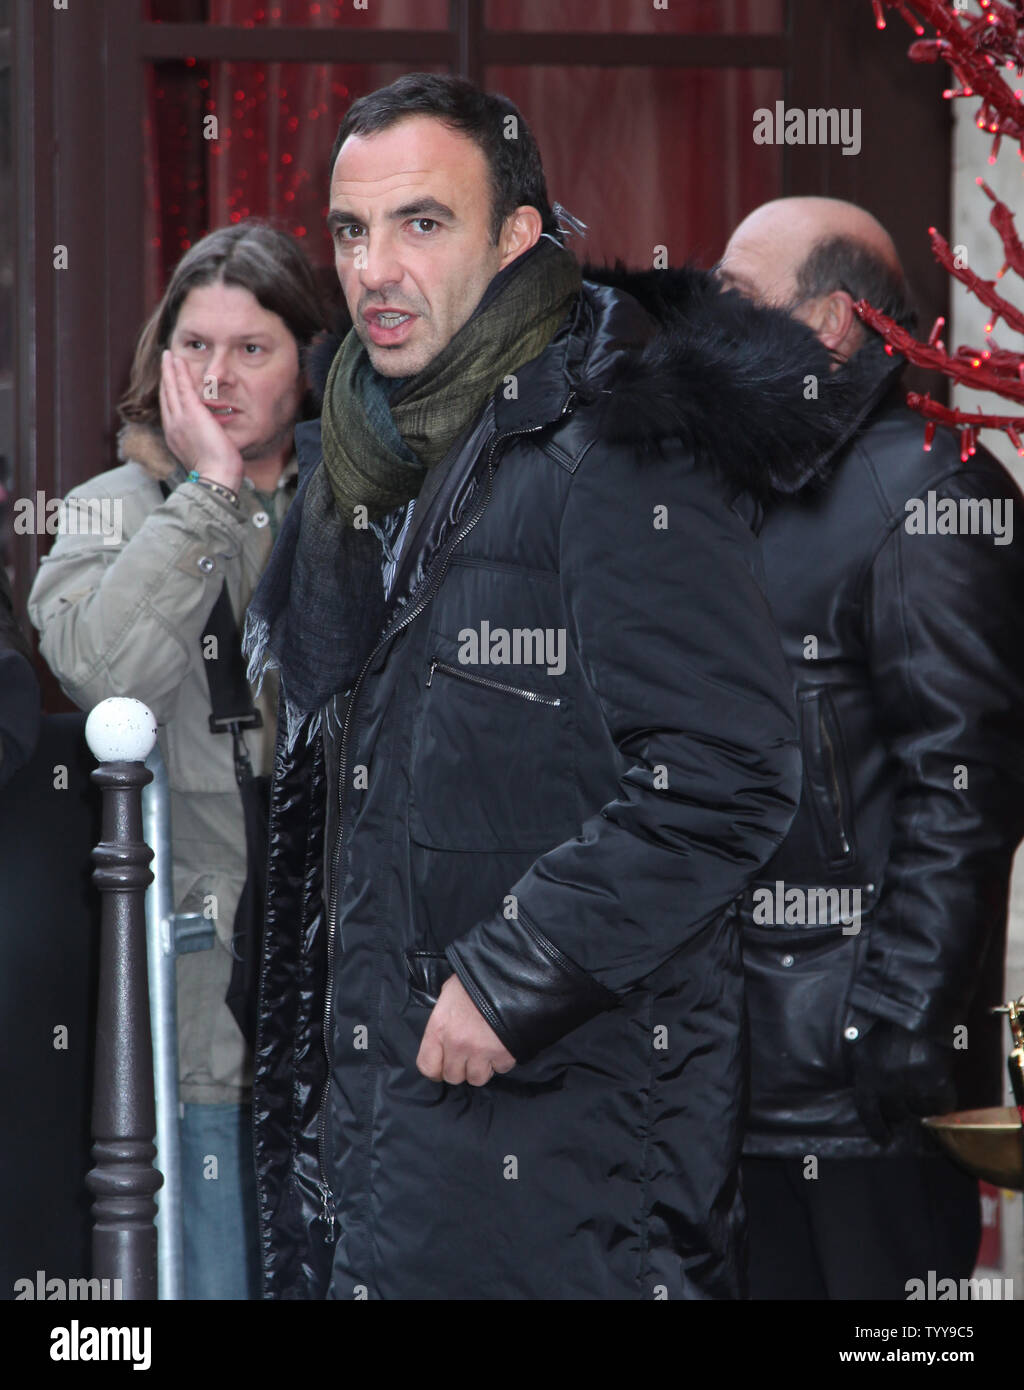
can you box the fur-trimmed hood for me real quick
[305,262,898,501]
[579,262,900,496]
[116,422,181,481]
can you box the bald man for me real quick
[718,198,1024,1300]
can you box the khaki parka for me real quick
[28,423,294,1103]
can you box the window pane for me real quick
[146,0,450,27]
[486,66,783,270]
[144,61,444,311]
[486,0,785,32]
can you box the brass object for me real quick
[997,996,1024,1113]
[922,1106,1024,1190]
[921,995,1024,1190]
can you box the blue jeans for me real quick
[180,1102,261,1300]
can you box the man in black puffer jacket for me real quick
[719,196,1024,1300]
[244,77,866,1301]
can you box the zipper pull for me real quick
[426,658,437,687]
[319,1182,337,1240]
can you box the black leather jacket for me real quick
[740,368,1024,1157]
[251,267,865,1299]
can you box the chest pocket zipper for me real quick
[426,658,563,707]
[410,654,574,853]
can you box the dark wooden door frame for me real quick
[786,0,951,394]
[13,0,144,611]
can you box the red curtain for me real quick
[144,0,785,306]
[486,0,784,268]
[144,0,435,306]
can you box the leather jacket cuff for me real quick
[445,910,620,1064]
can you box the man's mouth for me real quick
[364,308,418,346]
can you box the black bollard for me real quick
[84,699,163,1300]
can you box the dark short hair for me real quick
[791,234,918,336]
[119,220,328,425]
[329,72,561,246]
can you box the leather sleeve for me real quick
[446,437,802,1063]
[847,450,1024,1037]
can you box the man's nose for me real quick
[205,348,237,394]
[357,232,403,295]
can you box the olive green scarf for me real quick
[321,237,582,525]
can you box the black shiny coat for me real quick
[252,268,863,1299]
[740,377,1024,1157]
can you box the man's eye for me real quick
[335,225,363,242]
[244,344,263,355]
[411,219,437,234]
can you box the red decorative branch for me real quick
[904,394,1024,458]
[856,301,1024,401]
[861,0,1024,454]
[977,176,1024,278]
[927,222,1024,334]
[875,0,1024,149]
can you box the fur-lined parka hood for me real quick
[116,421,181,481]
[579,262,900,496]
[306,261,899,501]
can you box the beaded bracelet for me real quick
[187,471,239,507]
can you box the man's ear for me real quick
[798,290,858,355]
[498,205,543,269]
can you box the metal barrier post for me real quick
[143,743,184,1301]
[84,697,163,1299]
[141,742,218,1300]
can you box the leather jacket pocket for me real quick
[742,918,868,1127]
[799,688,856,868]
[404,950,454,1009]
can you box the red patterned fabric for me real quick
[144,0,783,304]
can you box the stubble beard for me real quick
[239,405,298,466]
[358,320,433,380]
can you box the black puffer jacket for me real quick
[739,358,1024,1158]
[252,266,862,1300]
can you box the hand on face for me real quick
[416,973,517,1087]
[159,350,246,490]
[159,282,304,491]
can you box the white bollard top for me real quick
[85,697,158,763]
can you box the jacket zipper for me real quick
[315,390,577,1237]
[818,711,851,857]
[426,658,562,707]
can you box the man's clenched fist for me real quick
[416,974,517,1086]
